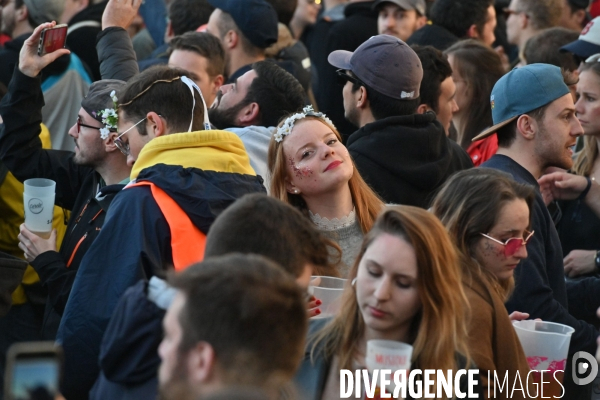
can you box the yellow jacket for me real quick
[0,124,67,305]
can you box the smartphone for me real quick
[4,342,62,400]
[37,24,68,57]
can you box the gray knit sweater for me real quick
[319,220,364,278]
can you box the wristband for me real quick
[577,177,592,200]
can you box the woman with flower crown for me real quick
[267,106,384,277]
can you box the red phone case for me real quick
[38,25,68,56]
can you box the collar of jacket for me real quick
[131,130,256,180]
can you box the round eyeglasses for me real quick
[113,117,147,156]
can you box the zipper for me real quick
[66,208,104,268]
[67,233,87,268]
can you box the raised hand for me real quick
[102,0,144,30]
[19,22,70,78]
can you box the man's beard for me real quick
[208,101,250,129]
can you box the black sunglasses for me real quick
[336,69,361,86]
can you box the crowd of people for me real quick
[2,0,600,399]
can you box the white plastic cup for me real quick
[23,178,56,238]
[366,340,413,396]
[366,340,413,372]
[513,320,574,397]
[308,276,346,319]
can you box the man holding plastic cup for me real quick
[0,20,131,347]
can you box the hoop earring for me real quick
[351,278,357,287]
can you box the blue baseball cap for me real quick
[208,0,278,49]
[472,64,570,142]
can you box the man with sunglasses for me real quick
[328,34,472,208]
[477,63,597,398]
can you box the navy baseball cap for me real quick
[560,17,600,59]
[328,35,422,100]
[207,0,278,49]
[472,64,570,142]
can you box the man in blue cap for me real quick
[206,0,279,83]
[477,63,597,398]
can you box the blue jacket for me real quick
[89,280,167,400]
[57,130,266,399]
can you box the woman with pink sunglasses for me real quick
[431,168,536,399]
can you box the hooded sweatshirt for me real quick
[347,112,473,208]
[57,130,266,400]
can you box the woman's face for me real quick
[447,54,469,118]
[356,233,422,340]
[575,69,600,136]
[472,199,530,282]
[293,0,321,26]
[282,118,353,197]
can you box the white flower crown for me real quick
[97,91,119,140]
[274,105,334,143]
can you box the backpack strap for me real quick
[127,181,205,271]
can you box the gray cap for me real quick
[81,80,127,128]
[22,0,64,26]
[328,34,423,100]
[373,0,426,16]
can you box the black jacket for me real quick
[0,34,70,88]
[316,1,378,140]
[0,69,124,341]
[406,23,460,51]
[347,112,473,208]
[67,1,107,81]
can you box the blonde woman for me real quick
[268,106,384,277]
[557,55,600,278]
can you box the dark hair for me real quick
[169,32,226,77]
[243,60,305,126]
[205,194,340,277]
[430,0,494,39]
[496,102,550,148]
[264,0,297,26]
[168,0,214,36]
[516,0,562,30]
[169,253,307,386]
[412,45,452,114]
[444,39,505,149]
[15,0,40,28]
[0,82,7,100]
[217,10,261,57]
[431,168,535,298]
[118,65,204,135]
[523,28,579,72]
[351,74,420,119]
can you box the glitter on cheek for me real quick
[482,241,505,258]
[288,157,313,179]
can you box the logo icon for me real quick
[28,198,44,214]
[572,351,598,385]
[490,95,495,110]
[582,21,594,36]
